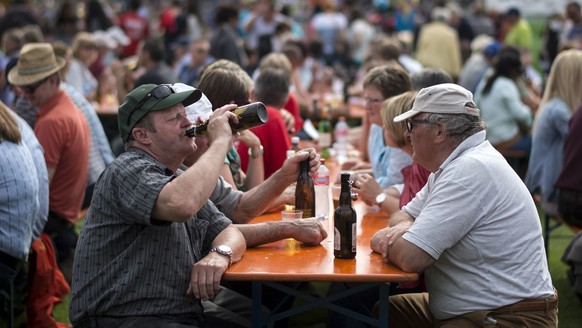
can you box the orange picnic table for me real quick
[224,199,418,327]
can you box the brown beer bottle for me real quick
[334,173,357,259]
[186,102,269,137]
[295,158,316,218]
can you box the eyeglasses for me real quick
[405,118,431,133]
[21,75,51,94]
[126,84,174,125]
[364,97,384,105]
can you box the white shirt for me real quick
[474,76,532,145]
[402,131,554,320]
[66,58,98,99]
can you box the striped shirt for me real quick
[70,148,231,324]
[0,122,40,260]
[14,112,48,241]
[61,82,114,186]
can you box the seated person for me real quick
[70,84,247,327]
[525,49,582,216]
[196,60,265,191]
[353,91,430,216]
[373,83,556,327]
[344,64,413,188]
[238,67,292,179]
[555,104,582,228]
[0,103,46,322]
[474,45,534,153]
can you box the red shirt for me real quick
[159,8,177,34]
[399,162,431,208]
[237,105,292,179]
[35,90,90,223]
[283,92,304,133]
[118,11,150,58]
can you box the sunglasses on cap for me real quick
[126,84,174,125]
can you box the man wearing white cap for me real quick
[371,83,557,327]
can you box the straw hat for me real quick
[8,43,65,86]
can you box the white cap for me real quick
[431,7,452,22]
[471,34,494,53]
[106,26,130,47]
[93,30,117,49]
[393,83,480,122]
[172,83,213,123]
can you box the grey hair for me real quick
[423,113,485,144]
[125,114,157,149]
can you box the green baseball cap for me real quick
[118,84,202,142]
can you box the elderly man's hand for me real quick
[186,252,230,301]
[288,218,328,245]
[370,222,411,262]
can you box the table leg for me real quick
[252,281,263,328]
[378,283,389,327]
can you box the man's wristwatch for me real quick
[248,145,264,159]
[210,245,233,266]
[375,192,387,206]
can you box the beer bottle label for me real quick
[351,223,357,252]
[334,227,340,251]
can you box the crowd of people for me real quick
[1,0,581,327]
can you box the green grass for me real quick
[544,222,581,328]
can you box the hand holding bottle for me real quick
[203,104,239,142]
[187,102,268,138]
[279,148,320,182]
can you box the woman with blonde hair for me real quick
[525,49,582,214]
[66,32,99,101]
[353,91,430,215]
